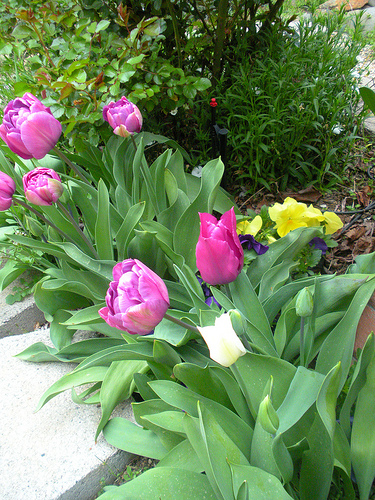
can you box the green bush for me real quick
[208,11,365,191]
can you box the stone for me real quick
[318,0,368,11]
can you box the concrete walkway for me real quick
[0,279,135,500]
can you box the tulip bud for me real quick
[228,309,247,337]
[258,395,279,434]
[0,171,16,211]
[197,313,246,367]
[103,96,142,137]
[23,168,63,206]
[99,258,170,335]
[0,93,61,159]
[295,287,314,318]
[196,207,244,285]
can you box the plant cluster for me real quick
[0,91,375,499]
[207,10,366,190]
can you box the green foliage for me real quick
[204,11,365,191]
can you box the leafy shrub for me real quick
[208,11,365,191]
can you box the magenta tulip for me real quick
[103,96,142,137]
[99,259,170,335]
[196,207,244,285]
[0,171,16,211]
[0,93,62,160]
[23,168,63,206]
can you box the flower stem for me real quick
[56,200,99,259]
[300,317,305,367]
[52,147,91,184]
[164,312,200,333]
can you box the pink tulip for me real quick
[99,259,170,335]
[103,96,142,137]
[196,207,244,285]
[23,168,63,206]
[0,171,16,210]
[0,93,62,160]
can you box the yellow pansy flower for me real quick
[236,215,263,236]
[268,197,308,237]
[323,211,343,234]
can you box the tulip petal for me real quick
[1,130,34,159]
[196,238,242,285]
[20,111,62,159]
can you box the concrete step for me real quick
[0,274,135,500]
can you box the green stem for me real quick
[52,147,91,184]
[56,200,99,259]
[164,312,200,334]
[300,316,305,367]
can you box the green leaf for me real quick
[351,352,375,500]
[103,417,168,459]
[115,202,145,260]
[95,359,148,440]
[97,465,216,499]
[34,279,90,322]
[234,353,296,417]
[149,380,253,459]
[230,464,294,500]
[157,438,203,472]
[359,86,375,115]
[49,309,74,350]
[183,403,249,500]
[35,366,109,411]
[229,271,277,356]
[95,179,114,260]
[173,158,224,269]
[316,277,375,391]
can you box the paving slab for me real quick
[0,265,46,337]
[0,328,135,500]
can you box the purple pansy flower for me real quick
[239,234,269,255]
[309,237,328,255]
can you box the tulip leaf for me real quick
[156,438,204,472]
[41,277,100,301]
[173,363,236,411]
[95,359,148,440]
[61,303,104,325]
[72,342,156,373]
[230,464,294,500]
[95,179,114,260]
[97,465,217,499]
[115,201,145,260]
[351,352,375,500]
[173,264,208,311]
[183,402,249,500]
[49,309,74,350]
[262,274,334,324]
[9,233,78,265]
[52,241,115,280]
[132,399,185,451]
[127,230,166,277]
[258,259,298,303]
[33,279,91,321]
[14,342,59,362]
[316,276,375,391]
[35,366,109,411]
[103,417,169,459]
[276,366,325,435]
[153,339,182,367]
[173,158,225,269]
[299,363,341,500]
[347,250,375,274]
[149,380,253,458]
[229,271,277,356]
[234,353,296,415]
[339,333,375,439]
[149,148,172,213]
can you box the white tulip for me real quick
[198,313,246,367]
